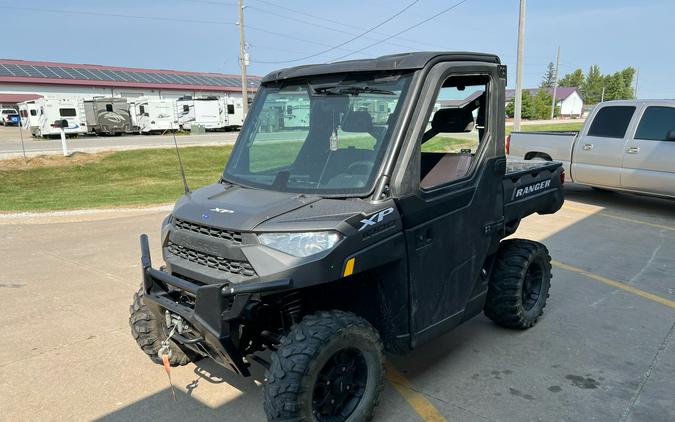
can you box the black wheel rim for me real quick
[522,260,544,311]
[312,348,368,421]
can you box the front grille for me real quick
[174,218,243,245]
[167,241,256,277]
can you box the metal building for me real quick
[0,59,259,108]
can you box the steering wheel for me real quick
[347,161,374,175]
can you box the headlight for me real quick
[258,231,342,257]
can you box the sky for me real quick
[3,0,674,98]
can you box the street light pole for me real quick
[238,0,249,116]
[513,0,526,131]
[550,46,560,120]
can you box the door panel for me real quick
[400,157,502,346]
[572,105,636,187]
[572,135,626,187]
[622,105,675,197]
[621,140,675,196]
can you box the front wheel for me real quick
[484,239,552,329]
[264,310,385,422]
[129,287,191,366]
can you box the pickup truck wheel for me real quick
[263,310,385,422]
[129,288,191,366]
[484,239,552,329]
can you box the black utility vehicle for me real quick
[130,52,564,421]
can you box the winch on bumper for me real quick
[139,234,291,376]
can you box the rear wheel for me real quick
[129,287,191,366]
[263,310,385,422]
[484,239,552,329]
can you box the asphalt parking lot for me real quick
[1,185,674,422]
[0,125,238,159]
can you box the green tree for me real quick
[506,99,515,118]
[603,72,627,101]
[505,91,534,119]
[559,69,584,88]
[532,89,553,119]
[540,62,556,88]
[521,90,535,120]
[581,65,604,104]
[620,67,636,99]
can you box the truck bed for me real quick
[507,131,579,178]
[503,158,564,226]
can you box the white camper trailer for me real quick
[223,97,244,129]
[129,98,178,134]
[18,100,40,131]
[24,97,87,138]
[177,97,224,130]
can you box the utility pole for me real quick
[238,0,249,115]
[550,46,560,120]
[513,0,526,131]
[601,86,605,103]
[634,68,640,99]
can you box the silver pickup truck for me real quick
[508,100,675,198]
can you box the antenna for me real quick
[170,123,191,195]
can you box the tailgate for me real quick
[503,159,564,223]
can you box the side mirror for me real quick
[666,130,675,141]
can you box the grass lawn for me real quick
[0,122,584,212]
[506,121,583,135]
[1,146,233,211]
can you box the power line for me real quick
[248,0,451,51]
[329,0,471,62]
[6,5,350,52]
[251,0,420,64]
[246,5,423,52]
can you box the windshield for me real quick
[223,72,412,196]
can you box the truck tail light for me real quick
[560,169,565,185]
[505,135,511,155]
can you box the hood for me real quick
[172,183,321,231]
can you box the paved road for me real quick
[1,185,674,421]
[0,126,238,159]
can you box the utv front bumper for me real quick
[139,234,290,376]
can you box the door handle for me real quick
[626,146,640,154]
[583,143,594,151]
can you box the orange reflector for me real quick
[343,258,355,277]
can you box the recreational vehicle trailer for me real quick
[84,97,132,135]
[129,98,178,134]
[18,100,40,131]
[26,97,87,138]
[223,96,244,129]
[177,97,223,131]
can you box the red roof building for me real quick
[0,59,259,104]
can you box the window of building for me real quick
[139,105,145,115]
[105,104,113,112]
[587,106,635,138]
[183,105,190,113]
[419,75,488,190]
[635,106,675,141]
[228,104,235,114]
[30,109,37,116]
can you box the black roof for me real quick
[261,51,501,84]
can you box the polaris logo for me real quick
[513,179,552,199]
[358,207,394,231]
